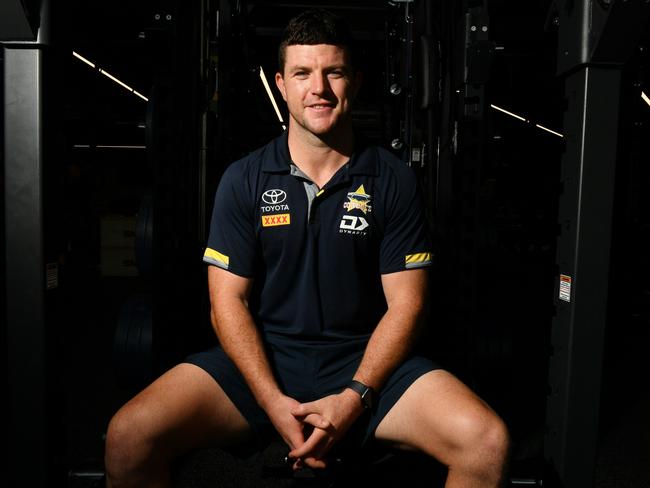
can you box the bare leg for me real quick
[104,363,253,488]
[375,370,510,488]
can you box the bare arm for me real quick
[353,268,427,390]
[208,265,311,452]
[289,268,427,462]
[208,265,279,404]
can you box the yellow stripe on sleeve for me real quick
[203,248,230,268]
[405,252,433,268]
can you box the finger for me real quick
[301,413,331,430]
[292,457,327,471]
[283,427,304,450]
[291,401,316,417]
[303,456,327,469]
[282,422,306,450]
[288,428,327,459]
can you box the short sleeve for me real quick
[379,166,432,274]
[202,163,256,277]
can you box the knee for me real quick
[479,414,510,462]
[104,405,156,479]
[454,409,510,466]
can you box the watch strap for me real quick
[347,380,376,410]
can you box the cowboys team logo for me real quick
[344,185,372,214]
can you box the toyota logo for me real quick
[262,189,287,204]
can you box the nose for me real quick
[310,72,330,96]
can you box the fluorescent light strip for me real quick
[73,51,95,68]
[642,91,650,107]
[97,145,146,149]
[72,51,148,102]
[133,90,148,102]
[535,124,563,138]
[73,144,146,149]
[490,104,527,122]
[99,69,134,92]
[490,104,563,138]
[259,66,286,129]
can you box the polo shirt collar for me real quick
[348,134,378,176]
[261,130,378,176]
[261,130,292,173]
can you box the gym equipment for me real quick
[135,194,153,277]
[112,294,153,391]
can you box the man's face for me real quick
[275,44,360,137]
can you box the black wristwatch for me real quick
[347,380,376,410]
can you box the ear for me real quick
[275,72,287,102]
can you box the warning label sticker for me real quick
[559,274,572,302]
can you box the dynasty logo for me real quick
[339,215,369,234]
[344,185,372,215]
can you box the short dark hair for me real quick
[278,9,356,73]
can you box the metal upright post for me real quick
[2,1,53,485]
[545,65,621,488]
[4,44,47,486]
[545,1,650,485]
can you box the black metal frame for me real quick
[545,1,650,486]
[3,41,50,488]
[545,65,622,488]
[2,2,68,485]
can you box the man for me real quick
[105,9,509,488]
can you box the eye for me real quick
[293,71,309,79]
[329,70,344,79]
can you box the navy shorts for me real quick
[185,337,438,454]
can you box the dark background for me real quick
[2,0,649,486]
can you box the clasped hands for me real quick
[266,389,365,470]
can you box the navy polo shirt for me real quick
[203,131,432,345]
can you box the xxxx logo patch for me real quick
[262,214,291,227]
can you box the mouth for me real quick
[307,103,335,111]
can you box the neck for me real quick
[287,119,355,188]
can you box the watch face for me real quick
[349,380,375,409]
[361,387,375,409]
